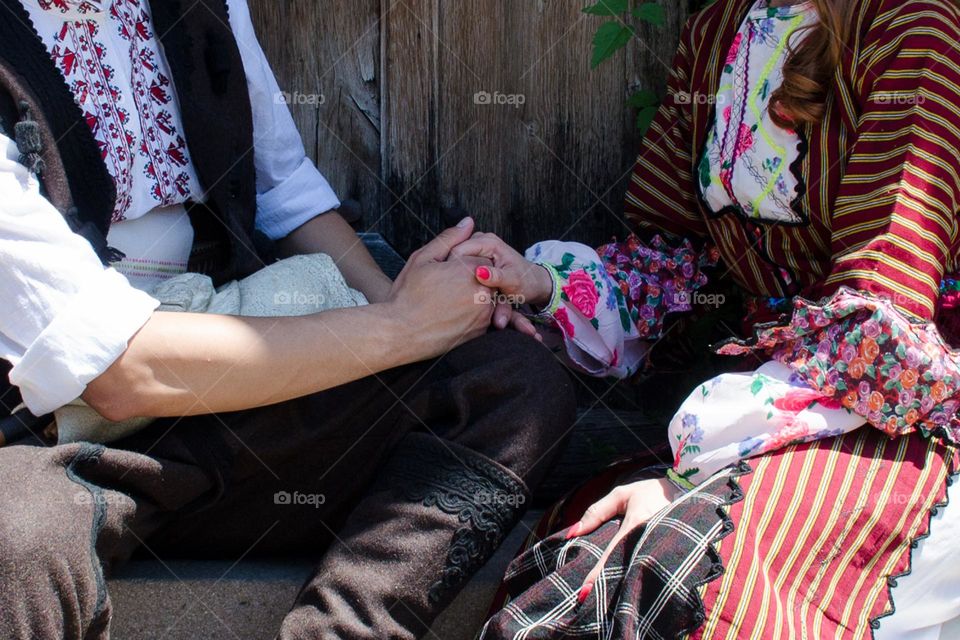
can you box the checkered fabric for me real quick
[481,429,956,640]
[480,464,748,640]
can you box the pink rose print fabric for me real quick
[562,270,600,320]
[523,234,718,378]
[668,361,865,485]
[524,240,645,377]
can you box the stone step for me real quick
[108,511,542,639]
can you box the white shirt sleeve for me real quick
[226,0,341,241]
[0,134,159,415]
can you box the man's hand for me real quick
[385,218,496,358]
[450,232,553,338]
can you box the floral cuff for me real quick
[597,234,718,341]
[523,240,647,378]
[717,286,960,443]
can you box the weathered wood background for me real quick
[248,0,691,256]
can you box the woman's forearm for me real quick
[83,304,424,421]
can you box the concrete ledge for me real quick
[109,511,542,639]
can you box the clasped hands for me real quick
[385,217,554,352]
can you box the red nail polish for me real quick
[565,522,582,540]
[577,583,594,604]
[476,266,491,280]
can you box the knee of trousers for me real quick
[0,445,111,635]
[464,331,578,484]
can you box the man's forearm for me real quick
[83,304,428,421]
[83,217,494,423]
[278,212,394,303]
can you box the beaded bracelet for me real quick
[531,262,563,319]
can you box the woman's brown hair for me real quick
[769,0,855,128]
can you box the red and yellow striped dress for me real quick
[486,0,960,638]
[634,0,960,636]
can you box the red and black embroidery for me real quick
[50,18,135,221]
[39,0,197,222]
[111,0,192,207]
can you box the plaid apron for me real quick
[482,428,956,639]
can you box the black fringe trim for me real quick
[868,447,959,637]
[675,459,752,639]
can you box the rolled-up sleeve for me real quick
[0,135,158,415]
[226,0,340,241]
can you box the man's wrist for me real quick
[370,301,432,365]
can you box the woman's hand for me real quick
[566,477,679,603]
[450,233,554,339]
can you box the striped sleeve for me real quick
[623,18,708,240]
[823,1,960,320]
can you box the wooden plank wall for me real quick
[248,0,691,256]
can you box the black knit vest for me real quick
[0,0,262,419]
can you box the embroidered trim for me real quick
[0,0,118,234]
[697,8,812,228]
[379,434,530,605]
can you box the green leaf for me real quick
[629,90,661,133]
[750,378,764,395]
[583,0,629,16]
[636,106,657,133]
[591,22,634,68]
[626,89,659,108]
[632,2,666,25]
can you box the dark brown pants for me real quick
[0,331,576,639]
